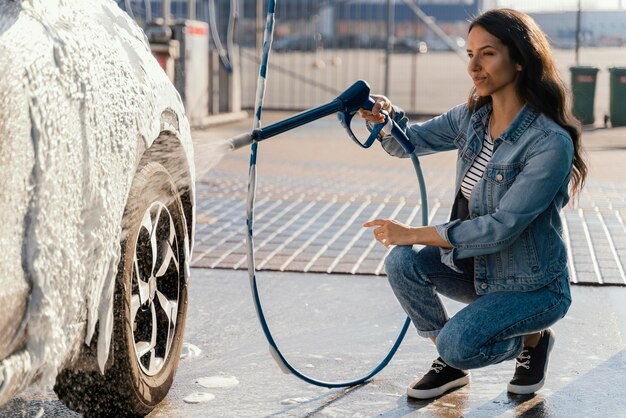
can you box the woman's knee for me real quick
[384,245,415,279]
[436,327,479,370]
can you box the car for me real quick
[323,33,373,49]
[393,37,429,54]
[273,34,322,52]
[422,35,466,51]
[0,0,195,416]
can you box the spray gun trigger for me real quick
[338,109,385,149]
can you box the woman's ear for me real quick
[515,63,523,72]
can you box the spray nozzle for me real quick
[226,132,255,151]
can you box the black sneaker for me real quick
[507,328,556,395]
[407,357,470,399]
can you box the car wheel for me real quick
[54,161,190,417]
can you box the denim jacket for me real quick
[380,102,574,295]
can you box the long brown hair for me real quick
[467,9,587,196]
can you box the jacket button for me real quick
[480,283,488,290]
[496,173,504,181]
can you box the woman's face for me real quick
[466,25,521,99]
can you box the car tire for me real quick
[54,161,190,417]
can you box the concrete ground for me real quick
[3,111,626,417]
[5,269,625,417]
[138,270,626,418]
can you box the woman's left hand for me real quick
[363,219,453,249]
[362,218,416,247]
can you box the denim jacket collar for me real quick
[470,102,540,144]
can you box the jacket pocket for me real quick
[521,228,540,272]
[484,163,523,185]
[484,163,523,212]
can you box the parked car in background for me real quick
[423,35,466,51]
[278,33,429,53]
[392,37,429,54]
[0,0,195,416]
[324,33,375,49]
[273,33,322,52]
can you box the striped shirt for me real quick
[461,120,494,200]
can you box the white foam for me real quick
[0,0,193,400]
[280,397,310,405]
[308,354,325,359]
[196,375,239,389]
[183,392,215,404]
[180,343,202,360]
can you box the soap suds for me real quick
[180,343,202,360]
[183,392,215,404]
[280,397,310,405]
[196,375,239,389]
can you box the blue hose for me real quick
[244,0,430,388]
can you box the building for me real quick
[531,10,626,48]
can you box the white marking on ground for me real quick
[579,208,603,284]
[280,200,353,271]
[257,197,338,269]
[327,198,389,273]
[352,199,406,274]
[304,199,372,272]
[596,209,626,283]
[234,198,319,269]
[561,212,578,283]
[213,198,305,268]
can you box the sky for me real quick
[487,0,626,12]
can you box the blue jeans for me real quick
[385,245,572,370]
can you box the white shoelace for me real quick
[430,359,447,373]
[516,350,531,370]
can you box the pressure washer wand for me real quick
[227,80,407,152]
[226,101,341,151]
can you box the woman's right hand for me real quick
[358,94,393,124]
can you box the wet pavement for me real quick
[4,269,626,417]
[3,111,626,417]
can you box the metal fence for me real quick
[115,1,625,118]
[237,0,477,114]
[115,0,480,116]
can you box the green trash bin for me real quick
[570,66,599,125]
[609,67,626,127]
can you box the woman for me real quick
[360,9,586,399]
